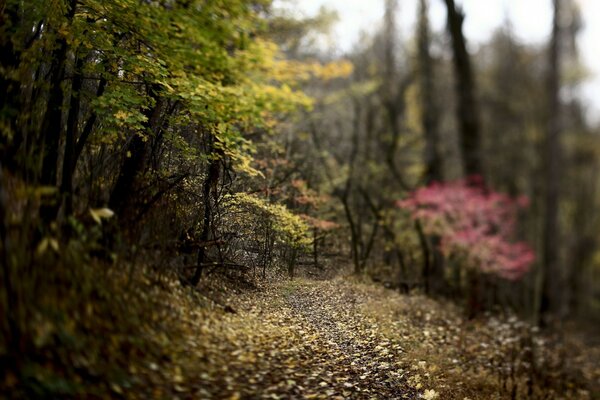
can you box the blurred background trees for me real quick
[266,0,600,327]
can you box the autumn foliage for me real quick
[398,177,535,280]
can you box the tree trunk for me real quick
[418,0,446,296]
[444,0,482,178]
[61,54,84,217]
[444,0,485,315]
[0,163,23,356]
[109,94,165,218]
[190,145,220,286]
[540,0,563,324]
[418,0,442,183]
[40,0,78,187]
[73,78,107,177]
[416,220,431,294]
[38,0,79,223]
[0,2,23,172]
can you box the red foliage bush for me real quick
[397,177,535,280]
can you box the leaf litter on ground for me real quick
[3,271,598,399]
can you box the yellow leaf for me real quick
[49,238,59,252]
[421,389,439,400]
[90,208,115,224]
[114,110,129,120]
[36,238,49,255]
[36,237,59,255]
[173,366,184,383]
[110,383,123,394]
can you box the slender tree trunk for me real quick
[344,99,362,274]
[73,78,107,177]
[418,0,442,183]
[38,0,79,224]
[0,163,22,356]
[40,0,78,187]
[444,0,485,315]
[381,1,412,190]
[61,54,84,217]
[342,193,361,274]
[109,93,165,217]
[444,0,482,178]
[288,247,297,279]
[313,227,319,269]
[416,220,431,294]
[190,139,220,286]
[0,2,23,172]
[540,0,563,323]
[418,0,446,296]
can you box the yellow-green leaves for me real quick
[224,193,311,249]
[89,208,115,224]
[36,237,60,256]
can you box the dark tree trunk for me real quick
[73,78,107,171]
[190,141,220,286]
[416,220,431,294]
[109,94,165,218]
[40,0,78,187]
[344,99,362,275]
[540,0,563,323]
[444,0,482,178]
[466,269,483,319]
[38,0,79,223]
[0,3,23,172]
[0,163,23,356]
[380,0,411,190]
[444,0,485,316]
[418,0,442,183]
[418,0,445,296]
[313,227,319,269]
[61,54,84,217]
[287,247,297,279]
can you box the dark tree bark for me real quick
[0,2,23,172]
[73,78,107,174]
[443,0,485,316]
[109,93,166,218]
[190,136,221,286]
[61,54,85,217]
[418,0,445,296]
[443,0,483,178]
[540,0,563,322]
[342,99,365,275]
[39,0,78,188]
[418,0,442,183]
[0,163,22,356]
[381,0,412,191]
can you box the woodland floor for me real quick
[197,278,420,399]
[119,276,597,399]
[3,272,598,399]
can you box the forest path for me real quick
[128,275,597,400]
[185,278,421,399]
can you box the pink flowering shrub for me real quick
[397,177,535,280]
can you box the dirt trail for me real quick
[184,279,417,399]
[42,276,592,399]
[282,281,416,399]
